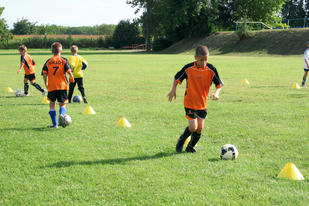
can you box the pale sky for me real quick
[0,0,142,28]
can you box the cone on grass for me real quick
[117,117,131,128]
[292,82,301,89]
[83,105,96,115]
[41,97,50,104]
[278,163,304,181]
[6,87,14,93]
[242,79,250,85]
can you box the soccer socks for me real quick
[302,77,307,86]
[176,127,192,153]
[24,83,29,94]
[187,132,201,150]
[32,82,44,92]
[59,107,67,116]
[49,110,57,127]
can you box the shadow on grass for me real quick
[44,151,179,168]
[208,158,220,162]
[287,93,308,98]
[0,126,52,131]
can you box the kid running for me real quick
[17,45,46,96]
[67,45,88,103]
[42,42,75,128]
[167,45,223,153]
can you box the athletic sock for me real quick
[187,132,201,149]
[32,82,44,92]
[302,77,307,85]
[182,127,191,139]
[24,83,29,94]
[59,107,67,116]
[49,110,57,126]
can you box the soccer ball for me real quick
[220,144,238,160]
[15,89,24,97]
[63,114,72,127]
[73,95,82,103]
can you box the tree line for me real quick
[11,18,116,35]
[2,1,309,50]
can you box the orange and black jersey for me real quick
[20,54,36,75]
[42,56,72,92]
[175,62,223,110]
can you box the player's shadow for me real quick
[45,151,178,168]
[0,126,51,131]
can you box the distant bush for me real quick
[152,37,173,51]
[236,23,254,40]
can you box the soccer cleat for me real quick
[49,125,58,129]
[42,89,47,96]
[185,146,196,153]
[176,135,187,153]
[83,97,88,104]
[58,115,66,128]
[301,82,306,87]
[23,93,29,97]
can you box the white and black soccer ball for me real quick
[73,95,82,103]
[220,144,238,160]
[63,114,72,127]
[15,89,24,97]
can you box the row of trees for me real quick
[127,0,288,50]
[11,18,116,35]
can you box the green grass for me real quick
[0,50,308,205]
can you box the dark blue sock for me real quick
[49,110,57,126]
[59,107,66,116]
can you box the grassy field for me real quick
[0,50,308,205]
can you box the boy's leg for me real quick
[77,78,87,103]
[30,79,45,94]
[186,118,204,153]
[68,81,76,103]
[302,70,308,86]
[24,78,29,95]
[176,118,197,153]
[58,90,68,128]
[49,101,58,128]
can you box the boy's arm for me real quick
[211,87,221,101]
[17,64,23,74]
[167,79,178,102]
[43,73,48,88]
[68,70,75,83]
[305,59,309,68]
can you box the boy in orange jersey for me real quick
[42,42,75,128]
[168,45,223,153]
[17,45,46,96]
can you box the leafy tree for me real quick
[112,20,141,49]
[0,7,13,47]
[12,18,37,34]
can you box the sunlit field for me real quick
[0,50,308,205]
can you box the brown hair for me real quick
[18,45,27,52]
[195,45,209,57]
[70,45,78,53]
[51,42,62,55]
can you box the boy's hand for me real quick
[17,69,21,74]
[211,93,219,101]
[45,83,48,88]
[167,90,176,102]
[70,77,75,83]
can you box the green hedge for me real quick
[0,36,116,49]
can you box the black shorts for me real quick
[48,90,68,103]
[185,107,207,120]
[304,68,309,72]
[24,74,36,81]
